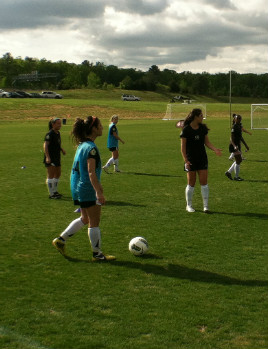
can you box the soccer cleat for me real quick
[204,207,211,214]
[49,194,61,199]
[186,205,195,213]
[52,237,66,255]
[102,166,109,174]
[114,169,121,173]
[234,176,244,181]
[53,191,62,198]
[92,252,116,262]
[225,171,233,180]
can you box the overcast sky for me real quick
[0,0,267,74]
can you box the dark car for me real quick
[29,92,42,98]
[14,90,32,98]
[8,91,23,98]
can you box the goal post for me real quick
[251,104,268,130]
[163,103,206,121]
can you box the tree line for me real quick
[0,52,267,98]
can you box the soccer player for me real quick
[102,115,125,173]
[180,108,222,213]
[225,114,249,181]
[52,116,116,261]
[43,118,66,199]
[228,114,252,160]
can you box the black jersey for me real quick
[231,123,242,146]
[44,130,61,165]
[180,124,208,162]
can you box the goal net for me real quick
[163,103,206,121]
[251,104,268,130]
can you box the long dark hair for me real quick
[71,116,100,144]
[183,108,209,130]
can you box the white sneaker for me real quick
[186,205,195,213]
[102,166,109,174]
[204,207,210,213]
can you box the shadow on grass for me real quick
[123,171,181,178]
[111,260,268,287]
[63,256,267,287]
[106,200,146,207]
[212,211,268,220]
[244,179,268,183]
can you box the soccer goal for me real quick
[251,104,268,130]
[163,103,206,121]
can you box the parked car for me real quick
[121,94,141,101]
[14,90,32,98]
[8,91,23,98]
[0,89,11,98]
[41,91,63,99]
[29,92,42,98]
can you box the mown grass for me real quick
[0,97,267,349]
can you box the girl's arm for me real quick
[181,137,191,170]
[43,141,51,163]
[241,136,249,151]
[87,158,105,205]
[112,131,125,144]
[242,127,252,135]
[204,135,222,156]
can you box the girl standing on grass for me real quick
[180,108,222,213]
[103,115,125,173]
[225,114,249,181]
[52,116,116,261]
[43,117,66,199]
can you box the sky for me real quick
[0,0,267,74]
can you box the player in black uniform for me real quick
[43,118,66,199]
[225,114,249,181]
[180,109,222,213]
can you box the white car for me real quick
[0,89,11,98]
[121,94,141,101]
[41,91,63,99]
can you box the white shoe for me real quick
[203,207,210,213]
[102,166,109,174]
[186,205,195,213]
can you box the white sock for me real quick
[88,227,102,253]
[185,185,195,207]
[53,178,59,193]
[105,157,114,168]
[46,178,54,196]
[114,158,119,170]
[235,164,240,177]
[201,185,209,209]
[228,162,236,173]
[60,217,85,241]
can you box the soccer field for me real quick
[0,114,268,349]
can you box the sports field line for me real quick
[0,326,53,349]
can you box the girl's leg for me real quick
[198,170,209,212]
[185,171,196,212]
[53,166,61,194]
[46,166,56,196]
[234,154,243,180]
[112,150,120,172]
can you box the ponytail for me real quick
[71,116,99,144]
[183,108,209,131]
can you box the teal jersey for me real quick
[107,123,118,148]
[70,140,102,202]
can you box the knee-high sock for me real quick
[46,178,54,196]
[114,158,119,170]
[201,184,209,209]
[53,178,59,193]
[88,227,102,253]
[235,164,240,177]
[185,185,195,207]
[228,162,236,173]
[105,157,114,168]
[60,217,85,241]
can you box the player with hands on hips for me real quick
[180,108,222,213]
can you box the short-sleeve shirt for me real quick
[180,124,208,165]
[70,140,101,202]
[107,123,118,148]
[231,123,242,146]
[44,130,61,164]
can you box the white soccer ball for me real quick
[129,237,149,256]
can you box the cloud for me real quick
[0,0,267,73]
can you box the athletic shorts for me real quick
[79,200,97,208]
[43,155,61,167]
[109,147,118,151]
[184,158,208,172]
[229,144,241,153]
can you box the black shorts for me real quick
[184,159,208,172]
[79,200,96,208]
[109,147,118,151]
[229,144,241,153]
[43,155,61,167]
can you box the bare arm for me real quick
[43,141,51,163]
[204,135,222,156]
[87,158,105,205]
[180,137,191,170]
[112,131,125,144]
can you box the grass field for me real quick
[0,94,268,349]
